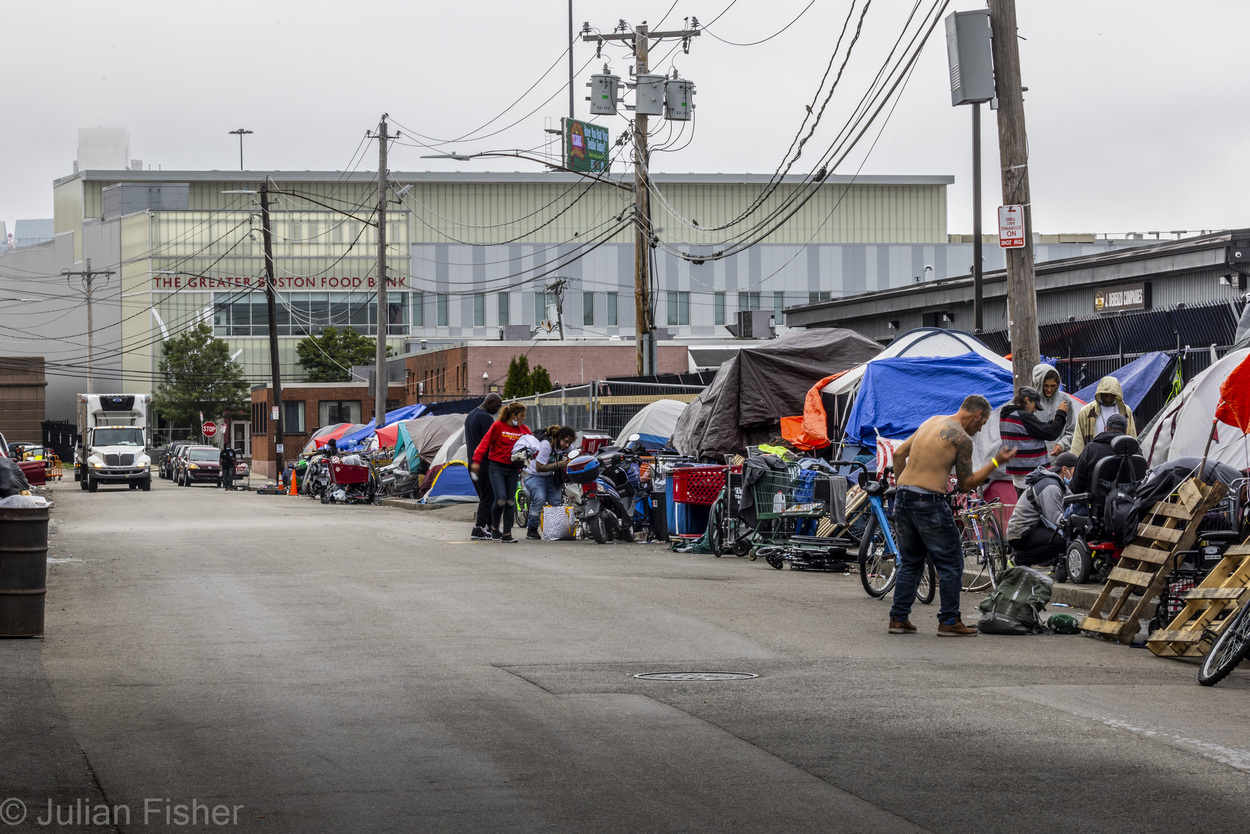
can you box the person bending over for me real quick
[1007,452,1077,570]
[888,395,1016,637]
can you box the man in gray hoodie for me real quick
[1006,451,1078,568]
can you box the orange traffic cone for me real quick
[289,470,299,496]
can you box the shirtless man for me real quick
[887,395,1016,637]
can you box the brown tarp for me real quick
[673,328,882,457]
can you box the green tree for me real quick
[503,355,532,398]
[296,326,390,383]
[529,364,553,395]
[152,323,250,431]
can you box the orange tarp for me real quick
[780,371,848,450]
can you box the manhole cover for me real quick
[633,671,759,681]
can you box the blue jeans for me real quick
[487,462,520,535]
[525,474,562,530]
[889,491,963,625]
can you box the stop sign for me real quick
[202,420,218,438]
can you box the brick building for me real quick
[0,357,47,443]
[249,382,406,479]
[402,342,689,400]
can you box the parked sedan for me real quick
[175,445,222,487]
[160,441,192,480]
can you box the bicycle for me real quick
[847,462,935,605]
[954,495,1009,592]
[1199,602,1250,686]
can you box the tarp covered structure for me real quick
[672,328,882,457]
[844,353,1016,448]
[432,425,467,468]
[337,404,427,451]
[1072,351,1171,411]
[1141,348,1250,468]
[301,423,366,456]
[614,399,687,449]
[392,414,464,471]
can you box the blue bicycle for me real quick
[844,462,935,604]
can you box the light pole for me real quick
[482,372,489,394]
[229,129,253,171]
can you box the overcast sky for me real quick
[3,1,1245,239]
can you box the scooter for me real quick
[567,453,634,544]
[595,439,652,541]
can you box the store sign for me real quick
[565,118,611,174]
[152,274,409,291]
[1094,282,1150,314]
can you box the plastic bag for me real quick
[0,456,30,498]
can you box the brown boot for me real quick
[888,619,918,634]
[937,618,978,637]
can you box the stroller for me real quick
[321,455,379,505]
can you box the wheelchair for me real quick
[1059,434,1147,584]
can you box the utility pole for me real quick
[62,258,115,395]
[259,182,285,479]
[568,1,575,120]
[988,0,1040,388]
[972,102,983,333]
[229,128,253,171]
[582,21,699,375]
[369,115,399,431]
[547,277,569,340]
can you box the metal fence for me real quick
[507,380,705,439]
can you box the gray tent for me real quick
[673,328,882,457]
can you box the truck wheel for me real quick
[87,474,98,493]
[140,477,151,492]
[80,472,88,491]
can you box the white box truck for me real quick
[76,394,152,492]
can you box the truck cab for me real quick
[76,394,153,492]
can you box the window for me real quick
[498,292,510,326]
[534,291,555,325]
[281,401,305,433]
[473,293,485,327]
[436,293,449,327]
[412,291,424,326]
[714,292,725,326]
[666,291,690,326]
[319,401,361,426]
[211,292,408,337]
[808,290,832,304]
[607,292,618,326]
[583,292,595,326]
[773,291,786,318]
[737,291,761,312]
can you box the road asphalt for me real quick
[3,477,1250,833]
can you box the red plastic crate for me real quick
[672,466,727,506]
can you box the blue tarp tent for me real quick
[845,353,1015,448]
[1073,351,1171,412]
[420,460,478,504]
[337,404,427,451]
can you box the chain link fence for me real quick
[507,380,705,439]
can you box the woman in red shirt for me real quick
[470,402,532,542]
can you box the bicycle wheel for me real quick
[1199,604,1250,686]
[916,558,937,605]
[963,512,1009,592]
[515,483,530,521]
[859,511,898,598]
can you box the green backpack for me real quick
[977,566,1053,635]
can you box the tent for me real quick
[392,414,464,471]
[337,404,427,451]
[1072,351,1171,412]
[1142,348,1250,468]
[431,425,468,468]
[614,399,687,449]
[300,423,365,456]
[843,353,1016,448]
[672,328,882,457]
[420,460,478,503]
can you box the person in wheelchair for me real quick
[1006,452,1078,570]
[1060,428,1148,583]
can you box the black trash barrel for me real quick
[0,506,49,637]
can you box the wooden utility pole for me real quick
[374,115,393,430]
[582,21,699,375]
[259,182,285,479]
[62,258,115,395]
[988,0,1040,388]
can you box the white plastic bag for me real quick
[540,505,575,540]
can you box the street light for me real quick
[228,128,253,171]
[482,372,489,394]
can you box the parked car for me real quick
[175,445,222,487]
[160,441,192,480]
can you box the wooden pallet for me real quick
[1079,478,1227,644]
[1146,542,1250,657]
